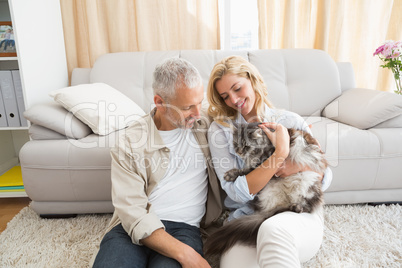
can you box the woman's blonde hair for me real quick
[207,55,273,125]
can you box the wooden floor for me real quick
[0,197,31,233]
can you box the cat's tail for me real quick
[204,213,268,264]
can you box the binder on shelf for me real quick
[0,89,8,127]
[0,70,21,127]
[11,70,28,127]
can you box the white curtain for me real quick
[258,0,402,92]
[60,0,220,80]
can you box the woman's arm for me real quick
[274,111,333,189]
[244,122,290,195]
[208,122,255,203]
[208,121,290,197]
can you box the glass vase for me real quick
[394,72,402,95]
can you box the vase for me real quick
[393,72,401,95]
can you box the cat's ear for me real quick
[251,128,264,139]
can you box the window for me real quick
[219,0,259,50]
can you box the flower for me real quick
[374,40,402,95]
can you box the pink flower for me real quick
[383,43,394,58]
[389,51,400,59]
[374,41,402,58]
[373,45,385,56]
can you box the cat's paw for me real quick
[290,204,303,213]
[224,169,239,182]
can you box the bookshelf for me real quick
[0,0,69,198]
[0,56,17,61]
[0,0,28,197]
[0,191,26,198]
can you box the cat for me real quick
[204,122,327,265]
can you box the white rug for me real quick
[0,204,401,268]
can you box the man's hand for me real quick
[141,228,211,268]
[179,246,211,268]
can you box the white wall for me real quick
[8,0,69,109]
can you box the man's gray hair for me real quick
[152,58,202,101]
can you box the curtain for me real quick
[258,0,402,92]
[60,0,220,80]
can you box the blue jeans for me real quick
[93,220,204,268]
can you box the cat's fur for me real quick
[204,123,327,265]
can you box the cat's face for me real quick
[232,123,273,158]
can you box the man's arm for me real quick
[141,229,211,268]
[110,134,165,245]
[111,130,211,267]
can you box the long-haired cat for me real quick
[204,123,327,266]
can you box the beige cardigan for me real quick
[105,110,224,245]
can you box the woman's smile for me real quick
[215,74,257,119]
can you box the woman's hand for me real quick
[274,159,303,178]
[275,159,324,181]
[246,123,290,194]
[259,122,290,159]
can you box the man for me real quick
[93,58,224,267]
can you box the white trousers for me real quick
[220,208,324,268]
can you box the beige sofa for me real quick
[19,49,402,216]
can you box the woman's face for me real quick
[215,74,257,119]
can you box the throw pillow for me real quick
[49,83,145,135]
[28,124,68,140]
[23,102,92,139]
[322,88,402,129]
[373,114,402,128]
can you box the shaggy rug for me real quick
[0,204,401,268]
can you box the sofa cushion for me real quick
[49,83,146,135]
[90,51,178,113]
[305,116,382,192]
[89,50,251,113]
[23,102,92,139]
[322,88,402,129]
[373,114,402,128]
[249,49,342,116]
[28,124,67,140]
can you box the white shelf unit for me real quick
[0,191,27,198]
[0,0,28,197]
[0,57,29,198]
[0,57,18,61]
[1,0,69,198]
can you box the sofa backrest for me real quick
[85,49,345,116]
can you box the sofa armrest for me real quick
[322,88,402,129]
[23,101,93,139]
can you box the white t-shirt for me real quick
[149,128,208,227]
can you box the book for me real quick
[0,189,25,193]
[0,185,24,190]
[0,166,23,187]
[0,87,8,127]
[0,70,21,127]
[11,70,28,127]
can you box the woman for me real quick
[207,55,332,267]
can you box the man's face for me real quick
[164,84,204,129]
